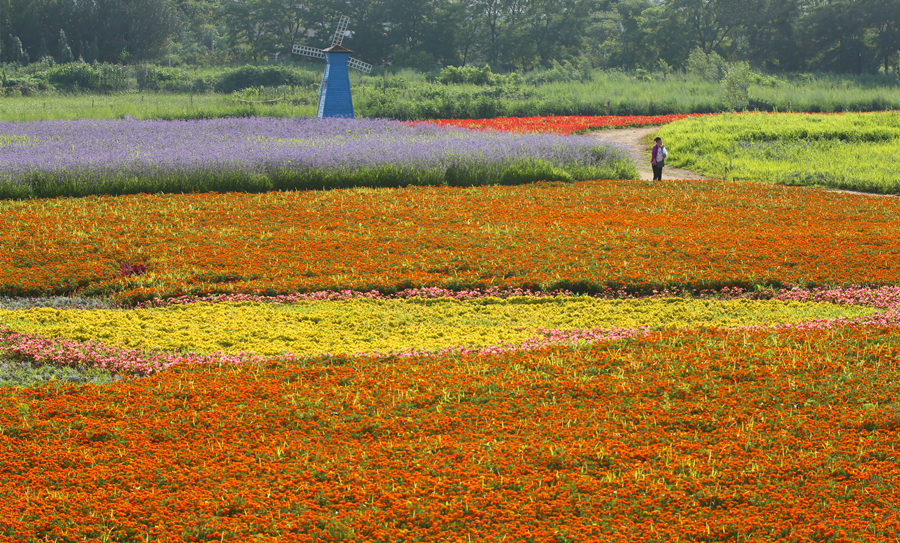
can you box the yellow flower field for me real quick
[0,296,874,357]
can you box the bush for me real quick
[213,65,317,93]
[524,59,593,85]
[437,65,518,86]
[0,71,47,96]
[136,65,194,92]
[45,62,129,92]
[685,48,727,81]
[722,62,751,111]
[45,62,99,91]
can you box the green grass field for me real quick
[658,111,900,194]
[0,92,318,121]
[1,67,898,121]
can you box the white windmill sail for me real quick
[292,45,325,60]
[347,57,373,73]
[331,15,350,46]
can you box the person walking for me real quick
[651,136,668,181]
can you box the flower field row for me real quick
[2,323,899,541]
[0,295,875,362]
[422,113,712,134]
[0,117,633,199]
[1,286,896,378]
[2,179,899,304]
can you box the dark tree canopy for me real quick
[0,0,896,74]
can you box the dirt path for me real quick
[585,125,710,181]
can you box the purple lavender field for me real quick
[0,116,634,198]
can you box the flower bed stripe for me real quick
[1,287,896,376]
[0,117,632,198]
[2,180,900,305]
[421,113,714,134]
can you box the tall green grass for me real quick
[0,93,318,121]
[658,111,900,194]
[1,68,898,122]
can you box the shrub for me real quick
[438,65,512,86]
[45,62,129,92]
[722,62,751,111]
[685,48,727,81]
[45,62,99,91]
[524,59,593,85]
[136,65,193,92]
[213,65,316,93]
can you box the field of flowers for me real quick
[0,117,633,198]
[0,295,880,376]
[3,322,900,541]
[1,113,900,541]
[659,111,900,194]
[423,113,712,134]
[2,178,899,304]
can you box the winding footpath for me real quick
[586,125,709,181]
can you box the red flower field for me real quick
[422,113,711,134]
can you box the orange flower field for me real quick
[2,113,900,541]
[2,325,900,541]
[1,179,899,305]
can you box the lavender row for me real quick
[0,117,634,198]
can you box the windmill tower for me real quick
[292,16,373,118]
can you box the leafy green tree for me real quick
[800,0,881,74]
[57,28,73,63]
[741,0,803,71]
[860,0,900,73]
[602,0,656,70]
[221,0,312,60]
[9,33,25,64]
[721,60,751,110]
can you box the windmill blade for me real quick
[348,57,373,74]
[331,15,350,46]
[292,45,325,59]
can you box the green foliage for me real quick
[525,59,593,85]
[1,0,899,77]
[658,112,900,194]
[135,65,191,92]
[437,65,522,86]
[0,65,898,120]
[9,35,28,65]
[0,356,121,387]
[685,48,727,81]
[213,65,319,93]
[45,62,130,92]
[56,29,74,64]
[45,62,100,91]
[722,62,752,111]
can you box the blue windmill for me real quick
[292,15,373,118]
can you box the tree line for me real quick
[1,0,897,75]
